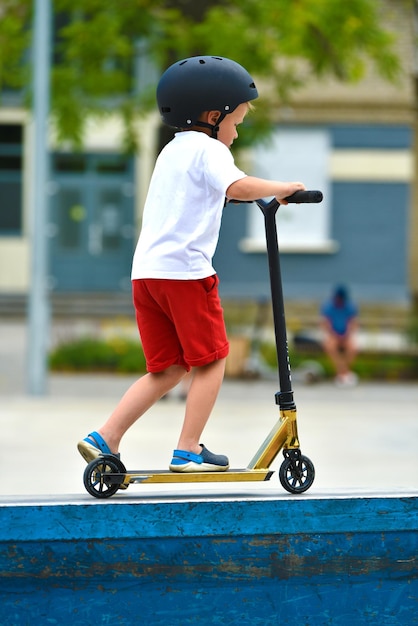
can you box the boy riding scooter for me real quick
[78,55,305,475]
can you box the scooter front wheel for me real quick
[279,450,315,494]
[83,455,126,499]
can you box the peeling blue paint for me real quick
[1,493,417,625]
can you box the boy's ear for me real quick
[207,110,221,125]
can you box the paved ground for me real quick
[1,320,417,499]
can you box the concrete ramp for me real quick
[1,490,416,625]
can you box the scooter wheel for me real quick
[83,455,126,499]
[279,450,315,494]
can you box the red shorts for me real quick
[132,275,229,373]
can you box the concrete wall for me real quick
[1,492,416,625]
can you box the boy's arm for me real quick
[226,176,305,205]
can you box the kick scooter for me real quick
[83,189,323,498]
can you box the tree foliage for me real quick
[0,0,405,149]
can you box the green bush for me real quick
[351,352,417,381]
[406,312,418,347]
[260,341,417,381]
[49,335,417,380]
[49,337,146,373]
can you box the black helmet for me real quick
[157,56,258,131]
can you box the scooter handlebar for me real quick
[284,190,323,203]
[228,190,323,207]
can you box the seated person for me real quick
[320,285,359,386]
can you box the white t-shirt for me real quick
[131,131,246,280]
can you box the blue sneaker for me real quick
[169,445,229,473]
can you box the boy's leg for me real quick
[84,365,186,455]
[175,357,226,455]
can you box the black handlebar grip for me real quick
[284,190,323,203]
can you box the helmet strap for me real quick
[195,112,227,139]
[194,121,219,138]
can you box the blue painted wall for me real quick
[1,494,416,625]
[331,124,412,149]
[215,124,411,304]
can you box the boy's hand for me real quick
[276,182,305,205]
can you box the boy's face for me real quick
[210,102,249,148]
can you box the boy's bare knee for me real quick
[157,365,187,379]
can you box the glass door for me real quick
[49,154,135,292]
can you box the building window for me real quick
[241,127,337,253]
[0,124,23,235]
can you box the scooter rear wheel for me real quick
[83,455,127,499]
[279,450,315,494]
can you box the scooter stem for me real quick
[256,198,295,411]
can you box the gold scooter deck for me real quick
[117,468,274,485]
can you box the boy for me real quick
[78,55,305,473]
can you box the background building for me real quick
[0,2,415,326]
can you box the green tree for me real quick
[0,0,405,149]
